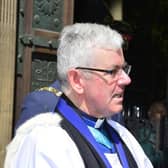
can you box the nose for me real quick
[117,70,131,86]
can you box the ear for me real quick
[67,69,84,94]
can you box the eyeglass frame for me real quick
[75,64,132,77]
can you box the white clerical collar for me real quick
[94,118,105,128]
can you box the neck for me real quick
[63,91,97,117]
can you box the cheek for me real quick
[92,79,117,99]
[85,78,117,105]
[94,85,116,107]
[92,81,109,97]
[85,80,106,102]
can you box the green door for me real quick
[15,0,74,124]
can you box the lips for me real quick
[112,93,123,98]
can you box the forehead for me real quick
[92,48,125,67]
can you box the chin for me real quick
[111,105,123,114]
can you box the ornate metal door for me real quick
[15,0,74,124]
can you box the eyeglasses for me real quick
[76,64,131,77]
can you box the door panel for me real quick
[15,0,74,125]
[31,52,57,91]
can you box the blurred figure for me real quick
[148,101,167,123]
[138,101,167,168]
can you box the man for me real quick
[15,21,133,130]
[5,23,153,168]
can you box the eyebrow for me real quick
[107,62,128,69]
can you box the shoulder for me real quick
[23,80,61,104]
[16,112,63,134]
[23,87,60,105]
[5,113,85,168]
[15,83,62,129]
[8,113,72,157]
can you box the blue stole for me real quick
[107,126,130,168]
[56,97,129,168]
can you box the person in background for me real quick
[5,23,153,168]
[148,101,167,122]
[137,101,167,168]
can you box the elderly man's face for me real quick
[81,48,131,118]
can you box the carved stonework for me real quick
[31,58,57,90]
[33,0,63,31]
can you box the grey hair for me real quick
[57,23,123,91]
